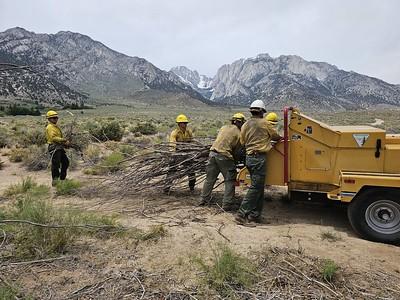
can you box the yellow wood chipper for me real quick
[238,107,400,243]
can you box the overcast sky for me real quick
[1,0,399,84]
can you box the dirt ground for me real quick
[1,156,400,299]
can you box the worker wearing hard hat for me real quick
[266,112,279,128]
[235,100,281,225]
[199,113,246,210]
[164,114,195,192]
[169,114,193,147]
[45,110,70,186]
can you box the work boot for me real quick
[234,214,247,225]
[198,199,209,206]
[247,215,261,224]
[222,203,238,212]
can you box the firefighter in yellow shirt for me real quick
[235,100,281,225]
[45,110,70,185]
[169,114,193,147]
[164,114,195,193]
[266,112,279,128]
[199,113,246,210]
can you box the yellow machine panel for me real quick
[266,142,285,186]
[288,111,388,192]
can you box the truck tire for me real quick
[347,189,400,243]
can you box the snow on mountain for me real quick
[170,66,213,98]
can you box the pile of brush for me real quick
[105,141,211,195]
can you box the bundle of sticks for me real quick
[107,141,211,195]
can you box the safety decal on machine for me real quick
[291,134,302,141]
[353,134,369,147]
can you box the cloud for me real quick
[0,0,399,83]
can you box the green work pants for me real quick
[238,154,266,218]
[201,152,237,205]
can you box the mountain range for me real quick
[171,54,400,110]
[1,27,400,110]
[0,27,205,107]
[169,66,213,99]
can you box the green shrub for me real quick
[130,122,157,135]
[83,144,101,163]
[56,179,82,196]
[118,144,137,157]
[321,259,338,282]
[0,284,18,300]
[9,148,29,163]
[139,225,167,241]
[194,245,257,294]
[6,104,40,116]
[320,231,342,242]
[88,121,124,142]
[5,193,118,259]
[23,145,49,171]
[85,152,124,175]
[0,130,11,148]
[4,177,46,197]
[66,149,80,170]
[20,128,46,146]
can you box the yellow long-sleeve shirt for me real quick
[210,124,241,160]
[46,123,66,144]
[240,117,281,155]
[169,127,193,143]
[169,127,193,151]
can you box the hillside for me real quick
[209,54,400,110]
[0,27,205,106]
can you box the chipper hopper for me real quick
[238,107,400,243]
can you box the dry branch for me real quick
[102,141,211,195]
[0,219,125,231]
[9,256,70,266]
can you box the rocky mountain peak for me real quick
[170,66,213,98]
[0,27,205,105]
[210,53,400,110]
[3,27,32,37]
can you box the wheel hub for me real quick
[376,208,393,222]
[365,200,400,235]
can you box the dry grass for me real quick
[320,230,342,242]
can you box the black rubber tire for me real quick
[347,189,400,244]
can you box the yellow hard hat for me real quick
[46,110,58,119]
[232,113,246,121]
[266,112,278,122]
[176,114,189,123]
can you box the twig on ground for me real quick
[282,259,341,297]
[217,223,231,242]
[0,229,6,249]
[9,256,70,266]
[0,219,125,231]
[132,272,146,299]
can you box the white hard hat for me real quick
[250,99,266,112]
